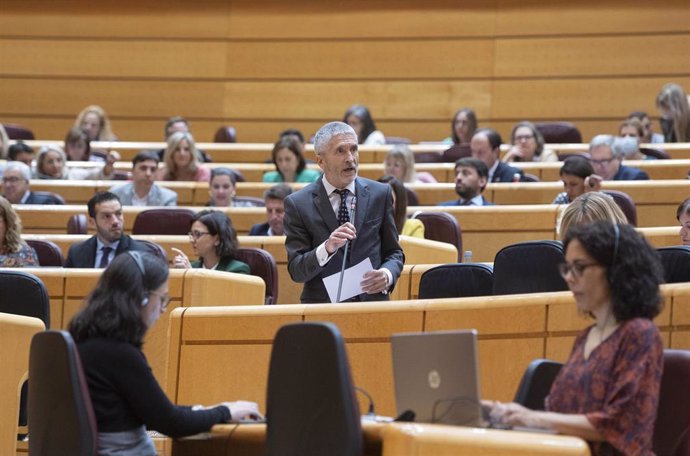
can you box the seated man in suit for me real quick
[284,121,404,303]
[589,134,650,181]
[471,128,524,183]
[110,151,177,206]
[249,184,292,236]
[1,161,64,204]
[438,157,493,206]
[64,191,147,268]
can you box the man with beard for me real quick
[438,157,494,206]
[64,192,147,268]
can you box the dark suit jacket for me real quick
[492,162,524,183]
[249,223,270,236]
[284,177,404,304]
[438,196,494,206]
[24,191,64,205]
[64,234,146,268]
[613,165,650,181]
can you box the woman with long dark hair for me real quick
[69,252,260,454]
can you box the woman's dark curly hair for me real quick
[563,221,663,322]
[69,252,169,348]
[192,210,239,260]
[343,104,377,145]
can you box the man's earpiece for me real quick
[141,297,149,307]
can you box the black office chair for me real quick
[418,264,494,299]
[653,350,690,456]
[513,359,563,411]
[493,240,568,295]
[657,246,690,284]
[412,211,463,261]
[26,239,65,266]
[602,190,637,226]
[235,247,279,304]
[28,330,98,456]
[265,322,362,456]
[132,208,196,235]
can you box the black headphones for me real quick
[607,224,620,283]
[126,251,149,307]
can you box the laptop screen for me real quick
[391,329,483,426]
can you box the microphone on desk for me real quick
[335,196,357,303]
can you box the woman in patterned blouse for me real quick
[485,222,664,456]
[0,196,38,267]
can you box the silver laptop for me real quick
[391,329,483,426]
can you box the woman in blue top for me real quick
[262,136,320,183]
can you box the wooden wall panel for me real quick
[495,0,690,36]
[224,40,495,80]
[492,77,690,119]
[0,1,230,38]
[222,81,493,119]
[1,39,227,79]
[224,0,498,39]
[1,0,688,143]
[495,35,690,78]
[0,79,225,118]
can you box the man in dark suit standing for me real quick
[249,184,292,236]
[64,192,146,268]
[438,157,494,206]
[2,161,64,204]
[283,121,404,304]
[471,128,524,183]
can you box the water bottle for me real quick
[463,250,473,263]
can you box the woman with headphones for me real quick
[69,251,260,455]
[484,222,664,456]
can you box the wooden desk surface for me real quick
[171,422,590,456]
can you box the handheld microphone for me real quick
[335,196,357,303]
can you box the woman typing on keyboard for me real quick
[69,251,261,455]
[484,222,663,456]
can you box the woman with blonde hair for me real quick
[0,196,38,267]
[557,192,628,239]
[383,145,437,184]
[74,105,117,141]
[161,131,210,182]
[656,83,690,142]
[35,144,118,180]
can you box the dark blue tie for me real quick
[99,246,112,268]
[334,189,350,225]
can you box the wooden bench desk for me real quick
[0,313,44,456]
[12,267,264,396]
[166,284,684,422]
[171,422,590,456]
[22,234,457,304]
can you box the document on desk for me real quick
[323,257,373,303]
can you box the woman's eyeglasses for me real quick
[188,230,210,240]
[558,262,599,279]
[149,291,171,308]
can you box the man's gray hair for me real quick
[313,122,357,155]
[589,134,620,157]
[3,161,32,181]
